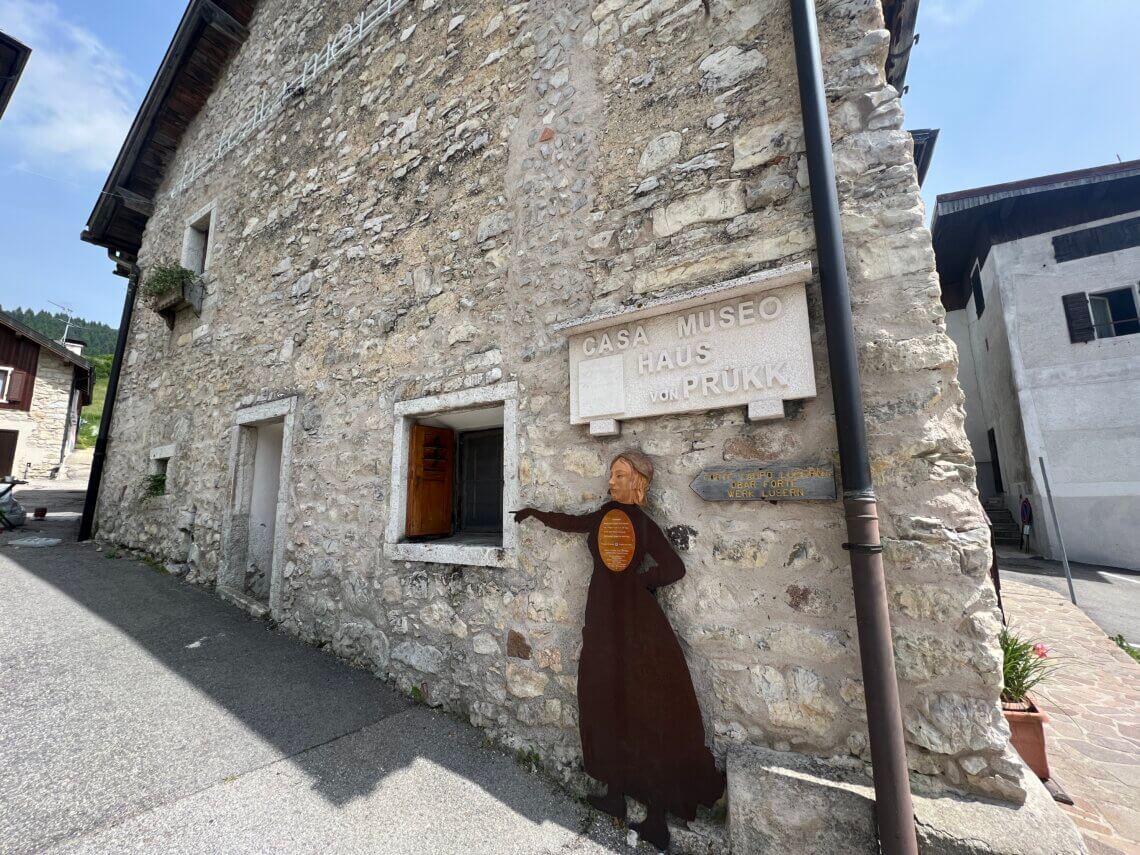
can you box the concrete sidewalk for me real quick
[1001,580,1140,855]
[0,521,637,854]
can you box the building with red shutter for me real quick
[0,312,93,479]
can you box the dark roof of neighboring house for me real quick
[0,312,92,371]
[909,128,938,187]
[81,0,256,274]
[882,0,921,93]
[0,31,31,121]
[932,159,1140,310]
[0,312,93,403]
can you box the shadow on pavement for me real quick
[1,485,619,853]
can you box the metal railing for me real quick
[1093,315,1140,339]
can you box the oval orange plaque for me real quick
[598,509,637,572]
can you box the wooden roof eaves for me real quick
[82,0,254,261]
[883,0,920,94]
[0,31,31,121]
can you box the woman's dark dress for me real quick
[531,501,724,820]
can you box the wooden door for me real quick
[405,424,455,538]
[0,430,17,478]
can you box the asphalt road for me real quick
[996,548,1140,646]
[0,489,641,855]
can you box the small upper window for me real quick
[147,444,175,497]
[0,367,11,403]
[182,207,213,275]
[1089,287,1140,339]
[970,263,985,319]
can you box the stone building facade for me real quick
[85,0,1028,838]
[0,315,91,479]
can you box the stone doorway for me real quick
[244,420,283,602]
[219,397,296,618]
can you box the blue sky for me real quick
[0,0,1138,328]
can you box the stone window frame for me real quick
[384,382,519,569]
[0,366,11,403]
[147,443,176,499]
[181,199,217,276]
[218,395,298,619]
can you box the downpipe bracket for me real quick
[842,542,884,555]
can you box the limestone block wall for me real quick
[95,0,1018,802]
[0,352,75,478]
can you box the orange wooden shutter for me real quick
[405,423,455,538]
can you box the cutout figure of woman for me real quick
[514,452,724,851]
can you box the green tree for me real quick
[0,305,119,356]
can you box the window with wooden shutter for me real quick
[0,330,39,412]
[1061,292,1095,343]
[405,423,456,538]
[4,370,31,410]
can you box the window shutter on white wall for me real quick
[1061,292,1096,343]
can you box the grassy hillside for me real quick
[77,354,113,450]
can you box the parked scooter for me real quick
[0,478,28,529]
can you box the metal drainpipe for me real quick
[788,1,919,852]
[79,264,139,542]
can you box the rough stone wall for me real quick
[0,351,74,478]
[95,0,1019,803]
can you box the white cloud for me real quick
[0,0,140,174]
[922,0,984,26]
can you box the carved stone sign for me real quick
[689,462,837,502]
[553,263,817,435]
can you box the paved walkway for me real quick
[0,490,642,854]
[1002,580,1140,855]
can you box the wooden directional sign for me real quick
[690,462,837,502]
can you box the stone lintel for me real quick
[149,443,177,460]
[233,396,295,425]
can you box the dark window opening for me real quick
[183,210,212,275]
[971,266,985,319]
[457,428,504,535]
[986,429,1004,496]
[1089,287,1140,339]
[145,457,169,497]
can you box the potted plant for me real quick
[142,262,203,318]
[1000,627,1055,780]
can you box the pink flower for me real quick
[1033,643,1049,659]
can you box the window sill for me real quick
[384,539,511,569]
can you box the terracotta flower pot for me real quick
[1002,696,1050,780]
